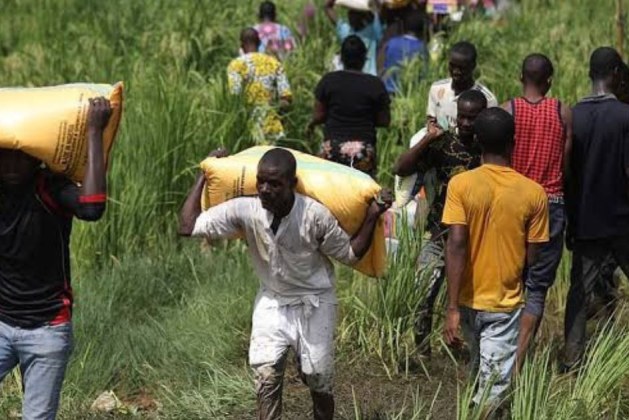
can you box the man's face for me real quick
[449,52,475,87]
[256,165,296,216]
[0,149,40,189]
[456,100,484,139]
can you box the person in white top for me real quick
[179,148,392,420]
[426,41,498,131]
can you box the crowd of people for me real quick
[217,2,629,419]
[0,1,627,419]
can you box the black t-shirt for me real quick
[570,95,629,239]
[314,70,390,143]
[419,132,482,234]
[0,171,105,327]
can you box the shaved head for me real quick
[240,27,261,48]
[522,53,554,87]
[258,148,296,179]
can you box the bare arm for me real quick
[307,99,327,136]
[444,224,468,346]
[526,242,542,267]
[561,103,573,188]
[350,189,392,258]
[80,98,111,201]
[178,149,229,236]
[323,0,338,25]
[393,121,443,176]
[178,173,206,237]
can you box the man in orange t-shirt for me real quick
[442,108,549,409]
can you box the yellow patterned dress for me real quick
[227,52,292,144]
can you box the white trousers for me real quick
[249,297,337,394]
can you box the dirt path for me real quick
[235,352,466,420]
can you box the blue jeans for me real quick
[460,307,521,406]
[524,202,565,317]
[0,321,73,420]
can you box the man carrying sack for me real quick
[179,147,391,420]
[0,98,112,420]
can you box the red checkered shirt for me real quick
[512,97,565,197]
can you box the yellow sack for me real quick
[200,146,387,278]
[0,82,124,183]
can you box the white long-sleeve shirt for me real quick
[192,194,357,306]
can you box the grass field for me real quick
[1,0,628,418]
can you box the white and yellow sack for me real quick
[0,82,124,183]
[200,146,387,278]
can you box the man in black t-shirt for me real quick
[393,89,487,356]
[563,47,629,370]
[0,98,111,418]
[307,35,391,177]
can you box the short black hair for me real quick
[259,1,276,20]
[522,53,554,85]
[450,41,477,64]
[589,47,623,80]
[241,27,261,48]
[259,148,297,178]
[458,89,488,109]
[341,35,367,71]
[474,108,515,156]
[404,11,424,37]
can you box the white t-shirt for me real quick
[192,194,357,304]
[426,78,498,131]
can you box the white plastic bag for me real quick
[394,127,426,207]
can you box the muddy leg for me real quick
[311,390,334,420]
[253,354,288,420]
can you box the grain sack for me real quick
[382,0,412,9]
[0,82,124,183]
[200,146,387,278]
[336,0,374,12]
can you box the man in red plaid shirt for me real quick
[502,54,572,369]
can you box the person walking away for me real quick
[381,10,429,95]
[254,1,297,61]
[227,28,293,144]
[179,148,392,420]
[563,47,629,371]
[0,98,112,420]
[307,35,391,177]
[427,41,497,131]
[393,90,487,356]
[442,107,549,413]
[501,53,572,368]
[324,0,384,76]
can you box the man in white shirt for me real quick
[427,41,497,131]
[179,148,391,420]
